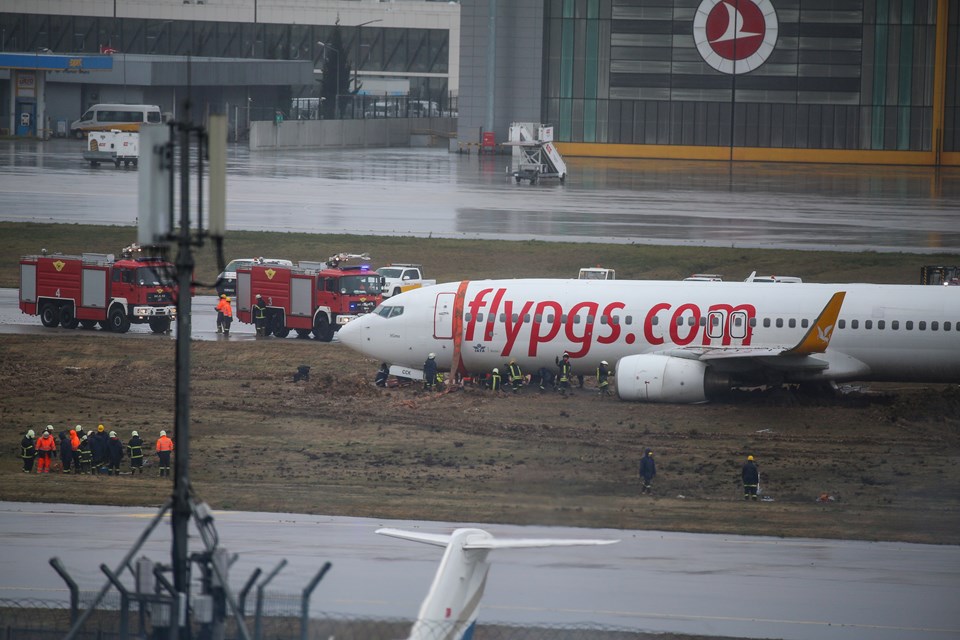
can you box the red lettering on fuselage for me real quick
[461,288,755,359]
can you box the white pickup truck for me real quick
[377,264,436,298]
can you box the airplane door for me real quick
[434,292,455,339]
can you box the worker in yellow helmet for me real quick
[742,455,759,501]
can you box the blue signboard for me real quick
[0,53,113,71]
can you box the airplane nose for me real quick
[337,314,366,351]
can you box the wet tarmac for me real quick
[1,502,958,640]
[1,139,958,253]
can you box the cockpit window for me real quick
[375,305,404,318]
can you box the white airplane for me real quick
[376,527,618,640]
[337,279,960,402]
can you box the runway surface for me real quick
[0,502,957,640]
[1,139,958,253]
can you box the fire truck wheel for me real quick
[273,326,290,338]
[80,320,98,330]
[149,317,171,334]
[59,305,80,329]
[40,303,60,328]
[295,329,312,339]
[313,316,334,342]
[108,307,131,333]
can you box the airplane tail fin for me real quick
[376,528,617,640]
[786,291,846,355]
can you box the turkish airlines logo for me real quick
[693,0,778,74]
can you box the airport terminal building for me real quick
[2,0,959,165]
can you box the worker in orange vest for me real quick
[35,426,57,474]
[215,294,233,335]
[156,430,174,477]
[69,426,81,474]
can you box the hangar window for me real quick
[892,320,899,330]
[865,320,872,329]
[906,321,914,330]
[851,320,859,329]
[788,318,796,328]
[919,321,927,330]
[776,318,783,328]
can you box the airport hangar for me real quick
[2,0,960,167]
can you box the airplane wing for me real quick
[376,527,619,550]
[376,528,453,547]
[662,291,846,369]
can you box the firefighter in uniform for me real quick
[35,427,56,474]
[59,431,72,473]
[489,367,505,393]
[555,352,573,394]
[742,455,759,501]
[20,429,36,473]
[375,363,390,387]
[128,430,144,474]
[215,294,233,334]
[106,431,124,476]
[596,360,612,396]
[507,359,523,392]
[639,449,656,495]
[253,294,268,336]
[156,430,174,477]
[423,353,438,391]
[78,435,93,474]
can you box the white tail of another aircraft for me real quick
[376,527,618,640]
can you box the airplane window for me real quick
[865,320,872,329]
[511,313,518,322]
[892,320,899,330]
[878,320,885,329]
[477,313,484,322]
[500,313,506,322]
[574,315,581,324]
[763,318,770,328]
[600,316,607,325]
[839,319,846,329]
[587,315,595,323]
[776,318,783,328]
[625,316,633,325]
[561,314,568,323]
[547,315,554,323]
[651,316,658,325]
[851,320,859,329]
[931,321,939,331]
[375,306,390,318]
[801,319,809,328]
[733,316,742,327]
[906,321,914,330]
[687,316,695,326]
[749,318,757,327]
[612,316,620,325]
[788,318,796,328]
[389,306,404,318]
[465,312,472,322]
[945,322,952,331]
[919,321,927,330]
[701,317,708,327]
[524,314,531,322]
[535,314,542,323]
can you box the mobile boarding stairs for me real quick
[506,122,567,184]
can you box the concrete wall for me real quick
[456,0,544,149]
[250,117,455,150]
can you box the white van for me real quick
[70,104,163,138]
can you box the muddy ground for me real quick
[2,334,959,546]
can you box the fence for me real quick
[0,597,654,639]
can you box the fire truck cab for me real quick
[19,249,177,333]
[235,259,383,341]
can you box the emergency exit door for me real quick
[434,292,455,339]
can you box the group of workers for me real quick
[214,293,273,336]
[392,351,615,396]
[19,424,174,477]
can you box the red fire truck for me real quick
[235,256,383,341]
[19,247,178,333]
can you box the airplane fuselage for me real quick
[337,279,960,401]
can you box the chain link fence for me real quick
[1,596,659,639]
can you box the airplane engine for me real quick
[615,354,729,403]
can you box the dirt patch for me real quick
[2,334,958,545]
